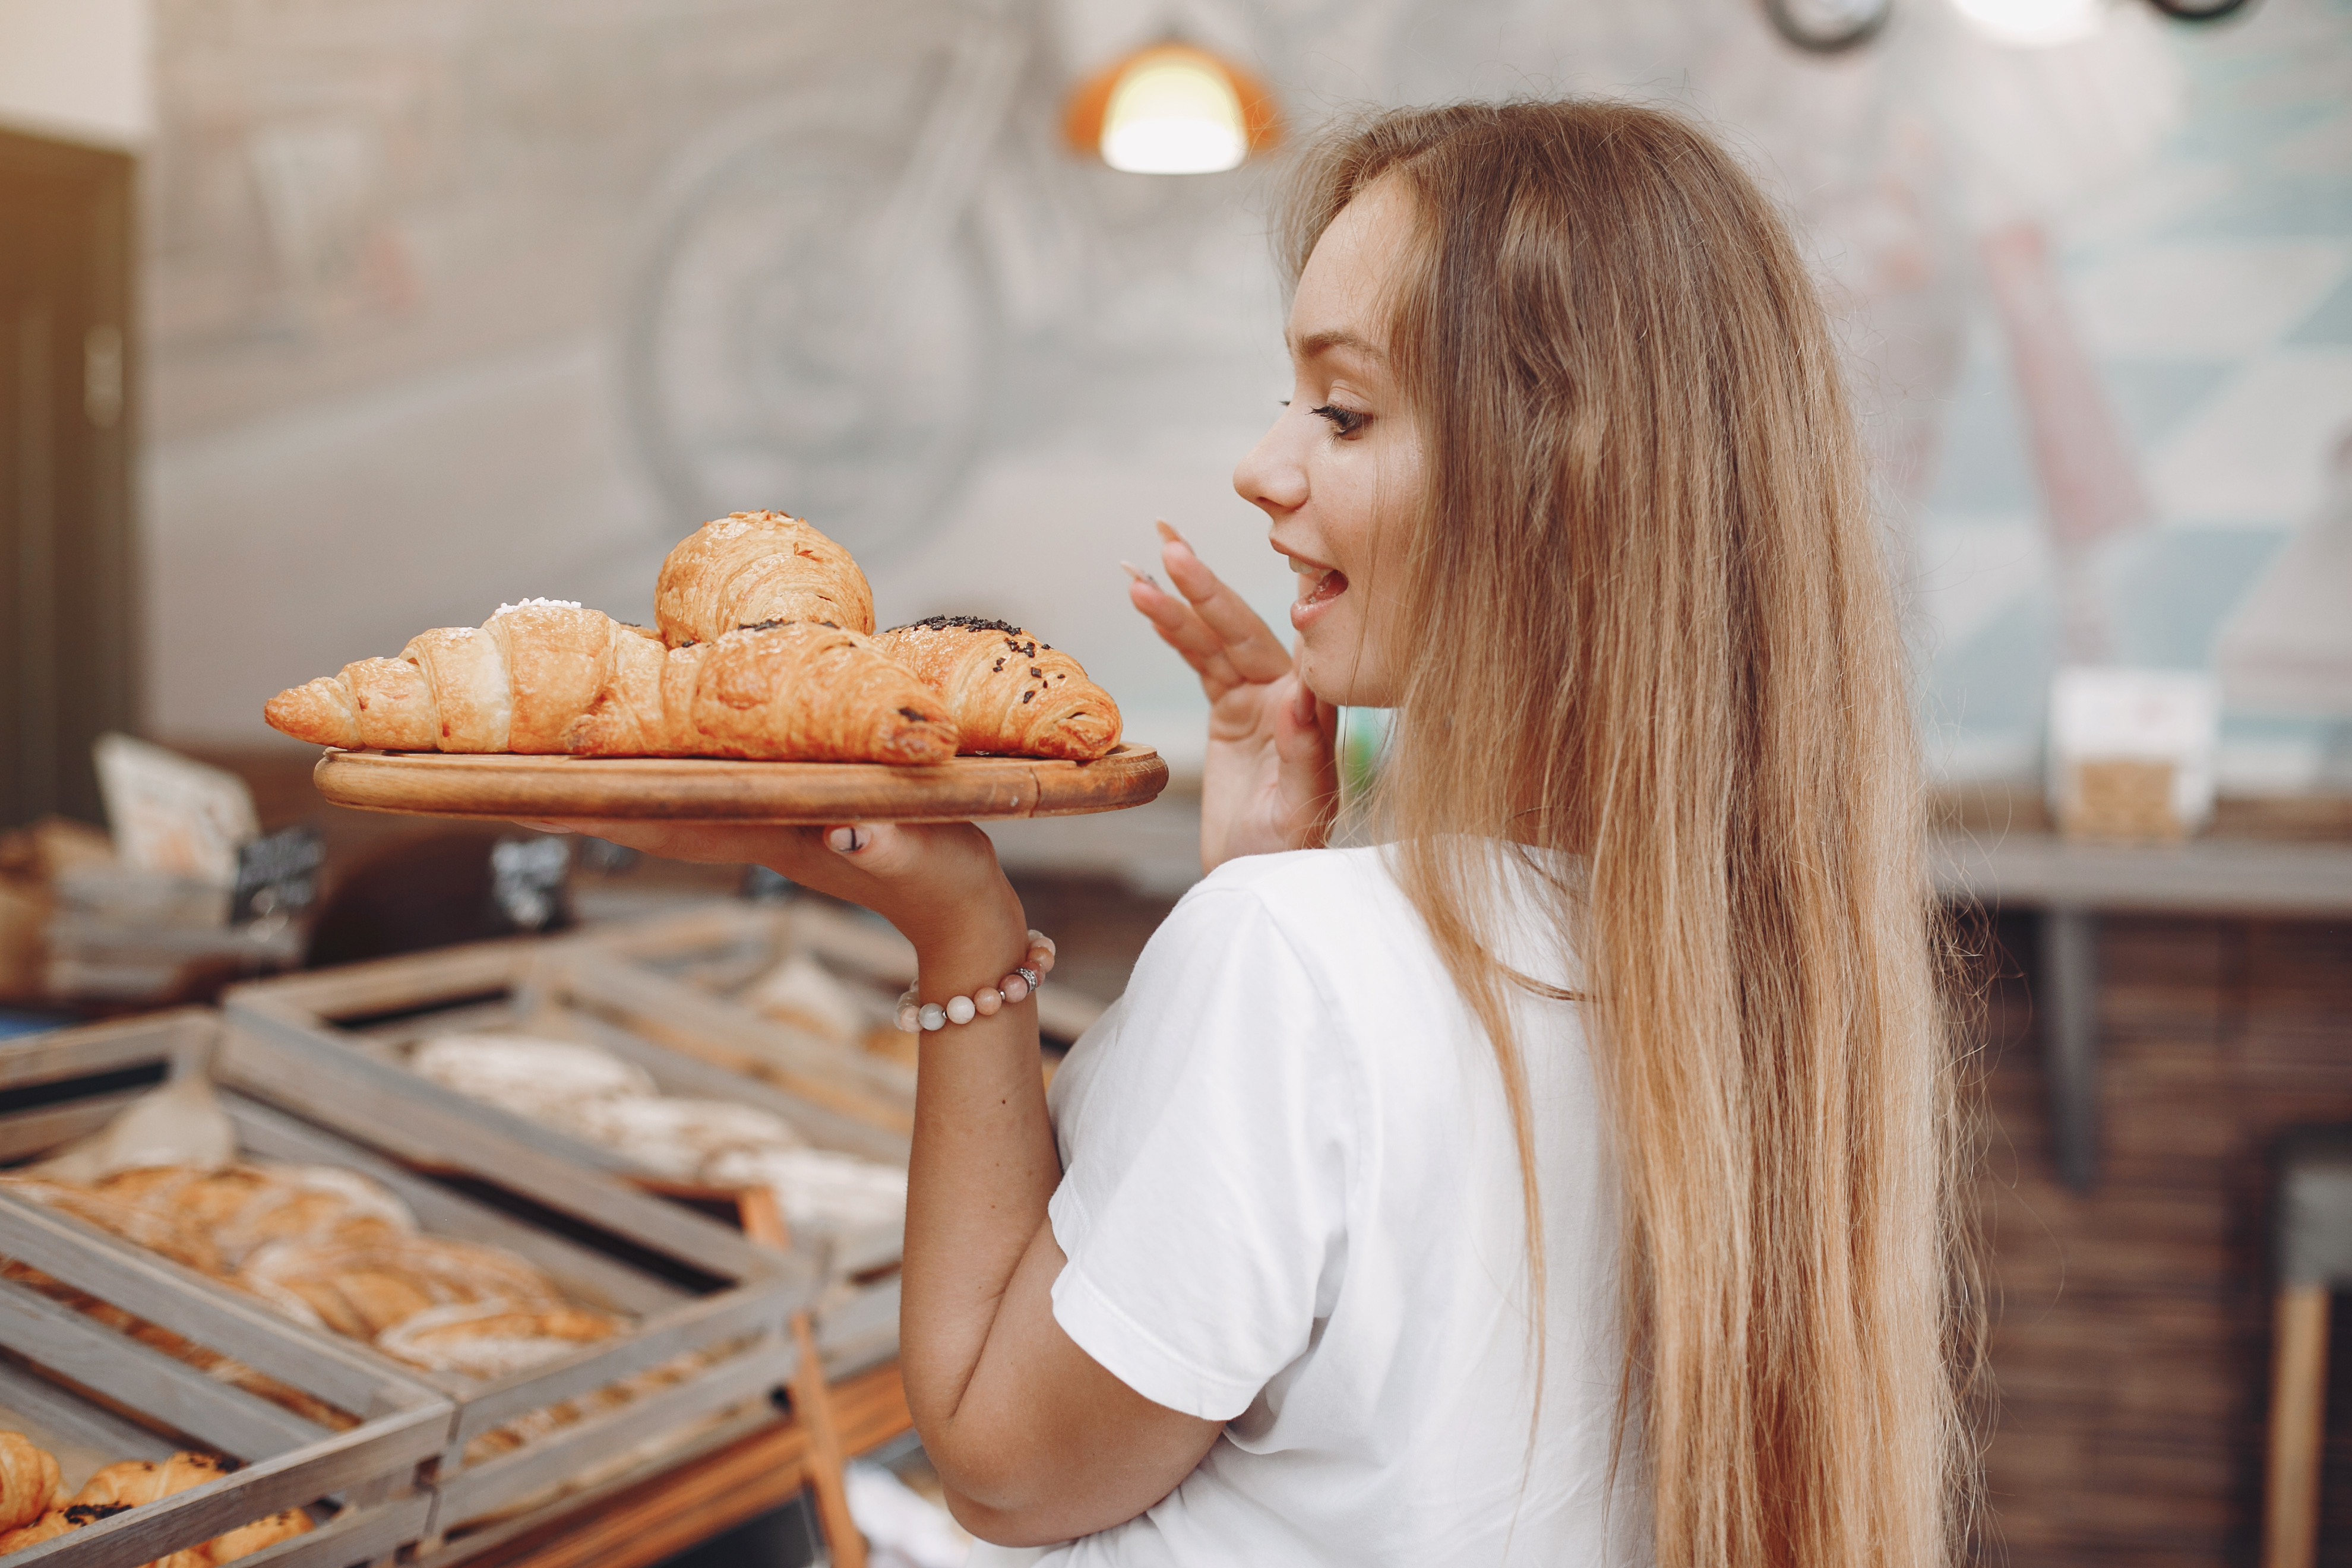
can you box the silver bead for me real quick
[1016,965,1040,991]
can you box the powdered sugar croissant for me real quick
[656,511,874,646]
[264,601,661,753]
[871,616,1121,760]
[567,620,957,764]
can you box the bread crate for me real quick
[0,1011,812,1549]
[224,939,907,1378]
[0,1014,445,1568]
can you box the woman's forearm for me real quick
[896,888,1064,1451]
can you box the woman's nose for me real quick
[1234,412,1308,517]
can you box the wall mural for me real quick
[144,0,2352,791]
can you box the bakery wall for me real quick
[140,0,2352,781]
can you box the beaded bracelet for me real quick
[896,929,1057,1032]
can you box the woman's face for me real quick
[1234,175,1424,710]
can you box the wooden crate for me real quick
[223,940,905,1378]
[0,1015,447,1568]
[0,1011,813,1542]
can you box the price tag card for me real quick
[231,826,325,925]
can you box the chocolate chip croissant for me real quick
[72,1452,232,1510]
[871,617,1121,760]
[566,620,957,764]
[656,511,874,646]
[264,601,660,753]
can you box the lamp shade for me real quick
[1064,43,1281,175]
[1946,0,2107,47]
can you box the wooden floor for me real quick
[1972,908,2352,1566]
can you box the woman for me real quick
[571,100,1970,1566]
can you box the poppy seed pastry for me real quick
[872,615,1122,760]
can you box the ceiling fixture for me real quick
[1762,0,2251,52]
[1944,0,2110,45]
[1064,43,1281,176]
[1763,0,1895,53]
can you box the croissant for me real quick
[0,1509,80,1554]
[567,621,957,764]
[0,1436,60,1534]
[264,600,662,753]
[656,511,874,646]
[72,1453,230,1510]
[204,1509,314,1567]
[871,617,1122,760]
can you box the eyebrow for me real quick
[1287,328,1386,361]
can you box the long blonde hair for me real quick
[1284,102,1974,1566]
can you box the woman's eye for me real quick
[1311,403,1367,437]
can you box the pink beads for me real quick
[894,930,1058,1031]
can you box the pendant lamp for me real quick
[1064,43,1281,175]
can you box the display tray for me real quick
[227,935,912,1379]
[0,1011,815,1541]
[309,744,1169,823]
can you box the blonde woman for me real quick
[567,100,1971,1566]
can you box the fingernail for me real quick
[1155,519,1183,545]
[1120,560,1163,590]
[826,826,865,853]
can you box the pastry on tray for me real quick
[0,1434,61,1535]
[72,1453,232,1510]
[0,1435,312,1566]
[564,619,956,764]
[655,510,874,644]
[264,599,657,753]
[262,508,1126,763]
[871,615,1123,760]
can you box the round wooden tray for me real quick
[312,744,1169,824]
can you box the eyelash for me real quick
[1279,400,1368,437]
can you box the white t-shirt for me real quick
[982,845,1647,1567]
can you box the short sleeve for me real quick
[1047,882,1354,1423]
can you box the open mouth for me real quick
[1290,558,1348,606]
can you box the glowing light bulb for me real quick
[1099,50,1248,175]
[1946,0,2106,47]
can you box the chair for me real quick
[2265,1129,2352,1568]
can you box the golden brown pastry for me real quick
[0,1436,60,1535]
[203,1509,314,1567]
[655,511,874,646]
[871,616,1122,760]
[263,600,664,753]
[70,1457,210,1514]
[0,1178,222,1276]
[72,1453,230,1511]
[236,1235,567,1341]
[375,1303,620,1380]
[565,621,957,764]
[0,1506,93,1554]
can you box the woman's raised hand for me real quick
[1127,521,1339,872]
